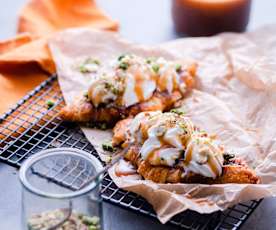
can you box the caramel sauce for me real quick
[172,0,252,37]
[122,142,129,149]
[184,75,195,88]
[157,72,169,91]
[157,135,172,147]
[184,143,193,164]
[146,145,172,165]
[188,63,197,76]
[146,148,160,163]
[140,123,149,141]
[134,73,145,102]
[150,72,158,82]
[207,156,219,176]
[180,135,189,147]
[115,170,136,177]
[116,94,124,106]
[172,74,178,91]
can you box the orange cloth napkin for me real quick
[0,0,118,114]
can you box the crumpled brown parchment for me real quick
[49,26,276,223]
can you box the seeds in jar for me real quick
[28,209,101,230]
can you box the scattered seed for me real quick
[118,62,129,71]
[170,108,185,115]
[84,91,89,99]
[223,153,235,161]
[99,123,107,130]
[118,54,126,61]
[102,142,116,152]
[85,58,100,65]
[152,64,160,73]
[175,64,182,73]
[46,100,55,108]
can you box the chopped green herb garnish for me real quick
[223,153,235,161]
[119,62,129,70]
[89,226,98,230]
[111,87,120,95]
[90,216,100,225]
[175,64,182,73]
[106,155,112,163]
[178,122,187,130]
[82,216,100,226]
[93,59,100,65]
[46,100,55,108]
[180,149,185,157]
[145,57,156,64]
[104,83,120,95]
[79,64,89,73]
[85,122,96,128]
[102,142,116,152]
[78,213,84,219]
[85,58,100,65]
[118,54,126,61]
[199,130,208,137]
[28,210,100,229]
[104,82,112,89]
[170,108,185,115]
[84,91,89,99]
[146,57,154,64]
[152,64,160,73]
[99,123,107,130]
[78,58,100,73]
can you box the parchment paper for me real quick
[49,26,276,223]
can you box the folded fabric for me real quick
[0,0,118,114]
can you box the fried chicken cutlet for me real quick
[112,111,259,184]
[60,54,197,125]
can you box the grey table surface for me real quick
[1,0,276,229]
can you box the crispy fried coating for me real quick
[207,164,260,184]
[60,91,182,124]
[113,119,260,184]
[112,118,132,146]
[60,96,117,123]
[123,146,259,184]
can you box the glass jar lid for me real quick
[19,148,103,199]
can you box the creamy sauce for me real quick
[85,55,196,108]
[128,112,194,167]
[88,73,122,107]
[184,133,224,178]
[125,111,224,178]
[115,159,137,176]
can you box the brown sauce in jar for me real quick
[172,0,252,36]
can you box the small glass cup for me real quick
[19,148,103,230]
[172,0,252,37]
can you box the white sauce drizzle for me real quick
[126,111,224,178]
[85,55,194,108]
[115,159,137,176]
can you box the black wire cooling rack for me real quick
[0,75,261,230]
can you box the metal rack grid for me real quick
[0,75,261,229]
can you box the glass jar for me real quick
[19,148,103,230]
[172,0,252,37]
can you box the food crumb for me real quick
[46,100,55,109]
[102,142,116,152]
